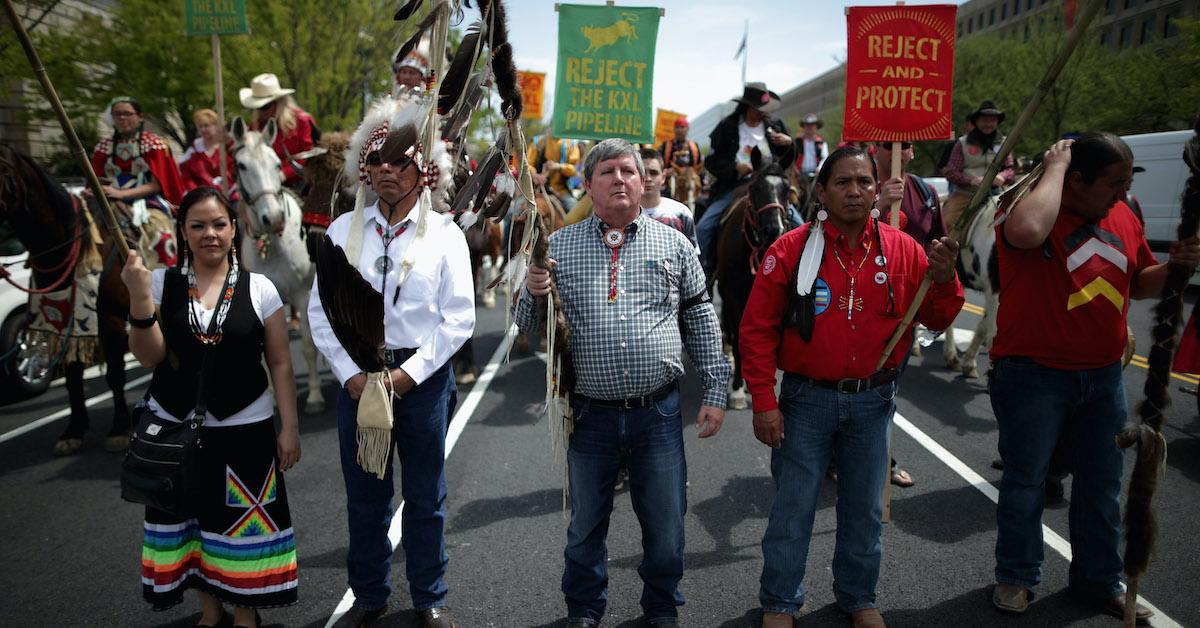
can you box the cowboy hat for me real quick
[239,73,296,109]
[732,82,782,113]
[800,113,823,128]
[967,100,1005,123]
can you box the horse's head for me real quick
[231,117,288,236]
[744,160,791,251]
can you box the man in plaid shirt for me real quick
[515,138,731,627]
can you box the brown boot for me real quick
[761,610,793,628]
[850,608,886,628]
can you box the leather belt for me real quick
[383,347,417,366]
[575,382,676,409]
[789,368,898,394]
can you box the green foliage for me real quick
[1,0,399,162]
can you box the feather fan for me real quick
[315,234,385,373]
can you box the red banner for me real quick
[842,4,957,142]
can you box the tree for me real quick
[1,0,399,174]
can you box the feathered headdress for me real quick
[344,90,453,213]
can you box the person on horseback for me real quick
[527,125,582,211]
[987,133,1200,621]
[942,100,1014,232]
[740,146,963,628]
[659,117,703,194]
[239,73,320,190]
[640,147,699,250]
[697,82,797,273]
[795,113,828,180]
[517,138,729,627]
[308,95,470,628]
[178,108,237,199]
[90,97,186,216]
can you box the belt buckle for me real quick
[837,378,863,394]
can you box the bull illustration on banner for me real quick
[582,12,640,53]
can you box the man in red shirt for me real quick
[989,133,1199,621]
[740,146,963,628]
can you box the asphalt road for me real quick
[1,288,1198,628]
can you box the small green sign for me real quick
[553,4,660,143]
[185,0,250,36]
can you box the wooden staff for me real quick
[873,0,1103,371]
[3,0,129,259]
[211,34,229,195]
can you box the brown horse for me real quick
[0,144,134,453]
[667,164,702,210]
[712,160,791,410]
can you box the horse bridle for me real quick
[741,199,787,275]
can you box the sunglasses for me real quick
[876,142,913,150]
[365,151,415,169]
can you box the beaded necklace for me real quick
[185,253,238,345]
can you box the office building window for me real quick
[1001,3,1007,20]
[1124,0,1136,9]
[1119,23,1132,47]
[989,8,995,25]
[1106,0,1116,14]
[1140,17,1154,44]
[1014,0,1021,16]
[1164,12,1179,38]
[1099,30,1109,46]
[968,19,974,34]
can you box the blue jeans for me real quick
[335,361,457,611]
[697,190,735,269]
[990,357,1125,599]
[563,388,687,625]
[760,374,895,614]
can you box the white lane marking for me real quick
[0,373,154,445]
[325,325,517,627]
[894,412,1182,628]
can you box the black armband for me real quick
[128,314,157,329]
[680,291,711,311]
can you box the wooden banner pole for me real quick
[872,0,1104,373]
[4,0,130,259]
[211,34,229,195]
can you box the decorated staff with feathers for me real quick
[307,89,473,628]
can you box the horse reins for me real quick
[0,194,85,294]
[741,198,786,275]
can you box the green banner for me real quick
[552,4,660,143]
[184,0,250,36]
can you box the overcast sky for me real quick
[498,0,968,121]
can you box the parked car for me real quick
[0,232,52,397]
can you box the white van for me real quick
[1125,130,1191,252]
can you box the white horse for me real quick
[230,117,325,413]
[942,196,1000,379]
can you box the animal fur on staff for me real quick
[1119,117,1200,626]
[470,0,522,120]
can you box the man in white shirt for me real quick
[639,147,698,251]
[309,96,474,628]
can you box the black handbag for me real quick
[121,300,222,517]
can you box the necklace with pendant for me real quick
[603,226,626,303]
[831,239,872,320]
[374,220,407,274]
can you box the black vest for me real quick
[149,268,268,419]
